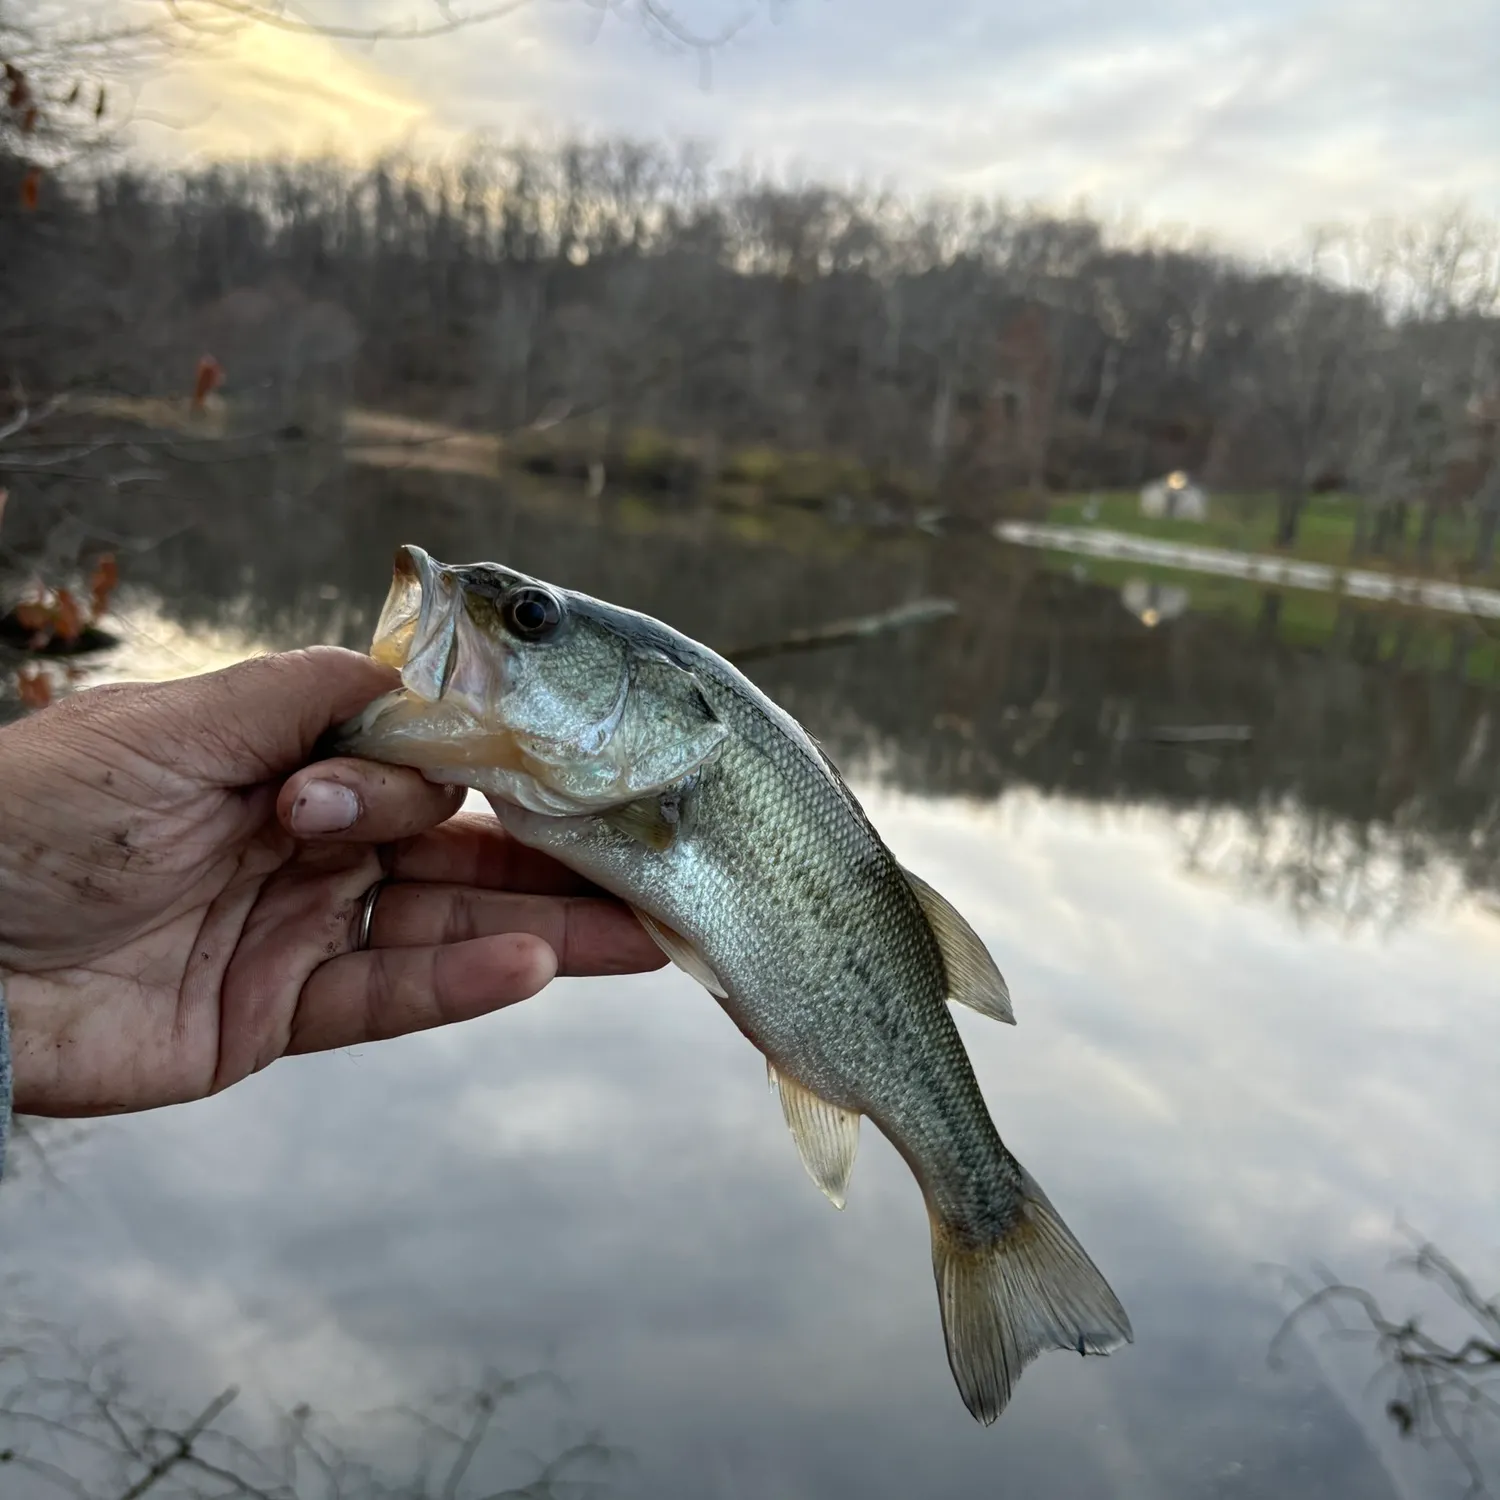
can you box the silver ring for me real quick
[355,880,385,952]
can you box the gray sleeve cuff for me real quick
[0,979,11,1182]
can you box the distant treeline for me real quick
[1,133,1498,550]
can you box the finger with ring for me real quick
[356,879,386,952]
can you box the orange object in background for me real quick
[191,354,224,411]
[15,665,51,709]
[89,554,119,620]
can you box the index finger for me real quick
[386,811,604,896]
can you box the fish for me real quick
[332,544,1133,1422]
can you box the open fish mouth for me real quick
[369,543,464,702]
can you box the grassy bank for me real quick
[1046,490,1499,585]
[502,423,937,517]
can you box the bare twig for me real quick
[726,598,958,663]
[167,0,761,59]
[1270,1233,1500,1496]
[115,1386,238,1500]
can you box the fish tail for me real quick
[929,1166,1132,1425]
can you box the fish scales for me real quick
[565,644,1012,1234]
[333,544,1132,1423]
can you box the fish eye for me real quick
[503,586,563,641]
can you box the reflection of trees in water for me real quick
[1178,802,1470,931]
[1272,1235,1500,1497]
[0,1300,618,1499]
[9,454,1499,923]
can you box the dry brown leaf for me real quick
[16,665,51,709]
[13,598,51,634]
[51,588,84,643]
[88,554,119,620]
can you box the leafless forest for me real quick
[3,8,1499,568]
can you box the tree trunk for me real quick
[1086,343,1119,439]
[929,372,953,490]
[1471,463,1500,573]
[1449,624,1475,680]
[1390,499,1409,554]
[1274,485,1305,548]
[1256,590,1283,640]
[1351,495,1371,560]
[1416,500,1440,568]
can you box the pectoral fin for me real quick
[767,1061,861,1210]
[903,867,1014,1025]
[630,907,727,999]
[602,775,699,852]
[605,799,680,852]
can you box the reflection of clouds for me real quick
[6,779,1482,1494]
[82,599,260,680]
[450,1073,636,1156]
[90,1257,417,1418]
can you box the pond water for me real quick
[2,457,1498,1499]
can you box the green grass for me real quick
[1047,490,1499,586]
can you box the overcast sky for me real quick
[118,0,1500,256]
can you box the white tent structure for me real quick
[1140,470,1208,521]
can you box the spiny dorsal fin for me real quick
[902,867,1014,1025]
[767,1059,861,1209]
[629,906,727,998]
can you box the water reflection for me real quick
[16,452,1495,928]
[3,455,1499,1499]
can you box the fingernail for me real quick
[291,781,360,835]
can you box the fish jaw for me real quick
[368,543,429,673]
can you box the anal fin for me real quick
[630,907,728,999]
[903,867,1014,1025]
[767,1060,861,1209]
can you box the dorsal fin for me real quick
[902,867,1014,1025]
[767,1060,861,1209]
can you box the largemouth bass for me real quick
[333,545,1132,1422]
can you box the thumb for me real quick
[147,646,401,786]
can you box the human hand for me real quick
[0,647,665,1118]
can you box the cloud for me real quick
[4,778,1494,1499]
[118,0,1496,251]
[131,3,461,164]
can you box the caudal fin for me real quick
[931,1168,1132,1425]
